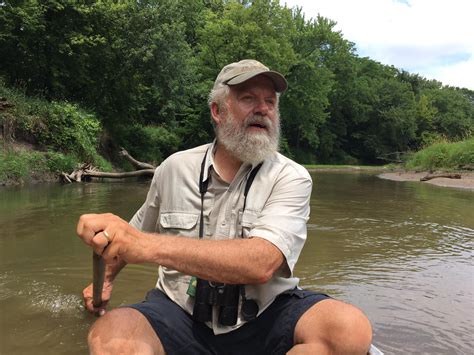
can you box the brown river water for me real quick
[0,172,472,354]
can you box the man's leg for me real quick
[289,299,372,355]
[88,308,165,355]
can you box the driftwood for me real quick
[60,149,156,183]
[84,169,155,178]
[119,147,155,170]
[420,173,462,181]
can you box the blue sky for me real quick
[283,0,474,89]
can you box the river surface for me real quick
[0,172,472,354]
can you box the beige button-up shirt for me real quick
[130,142,312,334]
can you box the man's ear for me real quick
[210,102,223,125]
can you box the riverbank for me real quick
[304,165,474,190]
[378,171,474,190]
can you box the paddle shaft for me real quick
[92,251,106,308]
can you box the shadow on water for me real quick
[0,175,473,354]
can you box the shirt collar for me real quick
[202,139,266,185]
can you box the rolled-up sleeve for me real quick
[248,166,312,276]
[129,166,162,232]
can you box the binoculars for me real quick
[192,278,240,326]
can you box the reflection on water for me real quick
[0,174,473,354]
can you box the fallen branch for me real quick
[60,152,156,183]
[420,173,462,181]
[61,163,93,183]
[85,169,155,178]
[119,147,155,170]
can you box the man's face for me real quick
[216,75,280,164]
[226,75,278,131]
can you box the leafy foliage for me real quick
[0,149,49,182]
[1,0,473,166]
[0,81,103,165]
[44,151,78,173]
[114,124,180,165]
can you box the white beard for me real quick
[216,112,280,164]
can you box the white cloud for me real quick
[283,0,474,89]
[430,56,474,89]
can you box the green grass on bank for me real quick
[1,81,112,184]
[0,148,46,183]
[0,147,83,184]
[0,144,113,185]
[404,137,474,171]
[1,80,106,163]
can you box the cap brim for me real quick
[225,70,288,93]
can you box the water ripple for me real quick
[0,271,84,317]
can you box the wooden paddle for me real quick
[92,251,106,311]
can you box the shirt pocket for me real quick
[159,212,200,238]
[238,210,258,238]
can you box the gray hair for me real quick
[208,84,230,110]
[208,84,230,130]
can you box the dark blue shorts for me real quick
[127,288,330,355]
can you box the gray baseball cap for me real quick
[213,59,288,92]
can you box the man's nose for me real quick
[253,98,270,116]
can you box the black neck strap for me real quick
[198,149,209,239]
[198,148,263,239]
[242,162,262,211]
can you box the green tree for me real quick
[196,0,296,77]
[279,12,339,162]
[1,0,472,166]
[340,59,417,162]
[422,87,473,140]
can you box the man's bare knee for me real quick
[88,308,165,355]
[293,299,372,354]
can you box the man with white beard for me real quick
[77,59,373,354]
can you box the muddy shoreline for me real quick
[378,171,474,190]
